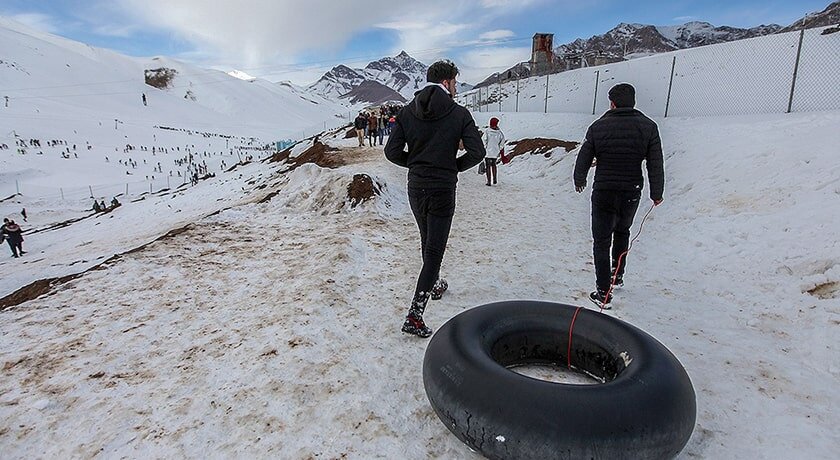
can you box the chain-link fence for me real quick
[458,26,840,118]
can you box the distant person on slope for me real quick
[385,59,486,338]
[367,112,379,147]
[1,218,25,258]
[353,113,367,147]
[482,117,506,186]
[378,113,387,144]
[573,83,664,308]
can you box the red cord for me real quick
[599,203,656,312]
[568,204,657,367]
[567,306,583,368]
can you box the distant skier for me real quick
[142,93,147,106]
[1,218,25,257]
[573,83,664,308]
[20,208,27,222]
[385,59,486,338]
[482,117,505,186]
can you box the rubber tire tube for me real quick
[422,300,696,460]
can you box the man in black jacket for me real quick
[574,83,664,308]
[385,59,485,337]
[353,113,367,147]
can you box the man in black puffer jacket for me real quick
[385,59,485,338]
[574,83,664,308]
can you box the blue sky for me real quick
[0,0,831,85]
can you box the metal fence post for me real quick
[515,77,520,112]
[89,185,94,198]
[664,56,677,118]
[787,29,805,114]
[592,70,600,115]
[544,74,550,113]
[16,180,20,195]
[498,78,502,112]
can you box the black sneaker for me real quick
[611,267,624,288]
[431,278,448,300]
[589,289,612,309]
[401,314,433,338]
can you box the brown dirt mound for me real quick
[289,141,342,169]
[268,140,343,170]
[508,138,579,160]
[344,128,357,139]
[0,274,81,311]
[347,174,379,208]
[0,224,193,311]
[268,145,293,163]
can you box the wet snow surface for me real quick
[2,112,839,459]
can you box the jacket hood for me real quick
[409,85,457,121]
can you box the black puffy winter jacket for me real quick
[385,85,485,189]
[573,108,665,201]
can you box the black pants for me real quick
[485,158,497,184]
[6,238,21,256]
[591,190,641,291]
[408,187,456,298]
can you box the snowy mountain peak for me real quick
[309,51,429,105]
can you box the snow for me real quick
[460,25,840,117]
[2,14,840,460]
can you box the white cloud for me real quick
[9,13,60,34]
[105,0,544,85]
[92,23,143,38]
[117,0,462,68]
[479,29,515,40]
[458,46,531,83]
[479,0,541,7]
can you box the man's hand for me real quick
[575,185,585,193]
[653,198,664,206]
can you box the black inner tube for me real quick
[488,327,628,383]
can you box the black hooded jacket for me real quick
[573,108,665,201]
[385,85,485,189]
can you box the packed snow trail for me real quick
[1,112,838,459]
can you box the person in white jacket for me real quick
[482,117,505,186]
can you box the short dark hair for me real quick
[427,60,459,83]
[608,83,635,108]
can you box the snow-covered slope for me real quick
[479,3,839,87]
[0,16,345,142]
[0,109,837,459]
[459,25,840,117]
